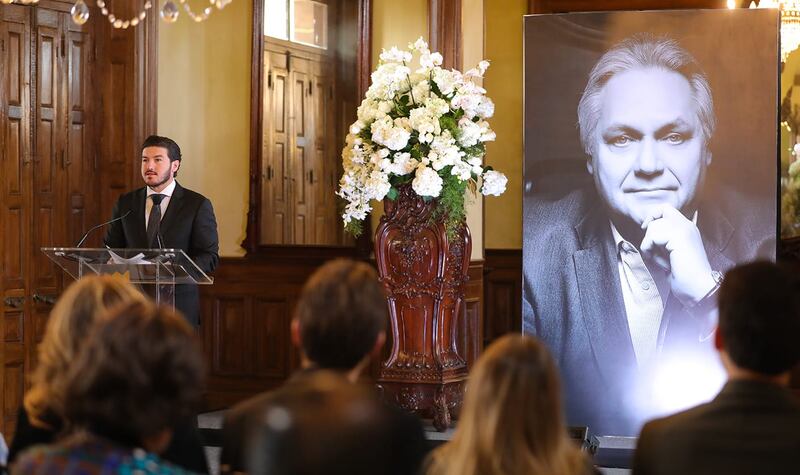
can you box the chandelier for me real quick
[748,0,800,62]
[0,0,232,27]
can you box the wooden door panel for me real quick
[33,12,62,290]
[261,51,291,244]
[2,13,31,293]
[66,25,93,245]
[291,57,312,243]
[210,297,251,376]
[252,298,289,377]
[1,7,32,435]
[312,64,336,245]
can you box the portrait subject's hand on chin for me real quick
[640,204,717,307]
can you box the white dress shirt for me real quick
[145,180,176,228]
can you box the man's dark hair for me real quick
[247,371,425,475]
[141,135,182,177]
[63,301,204,443]
[718,261,800,375]
[295,259,387,370]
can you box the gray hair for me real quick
[577,35,716,157]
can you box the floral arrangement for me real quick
[337,37,508,237]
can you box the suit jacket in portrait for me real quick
[522,187,773,436]
[633,380,800,475]
[104,183,219,326]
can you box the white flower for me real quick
[371,117,411,151]
[477,120,496,142]
[452,92,482,119]
[337,39,504,234]
[419,52,443,70]
[476,97,495,119]
[429,131,462,171]
[467,156,483,175]
[391,152,419,175]
[380,46,412,64]
[481,170,507,196]
[457,117,482,147]
[365,170,391,200]
[409,37,430,54]
[451,160,472,181]
[349,121,364,134]
[412,165,443,197]
[432,68,462,97]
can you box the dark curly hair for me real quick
[63,301,205,442]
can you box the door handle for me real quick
[3,297,24,308]
[33,293,57,305]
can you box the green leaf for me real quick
[386,187,398,200]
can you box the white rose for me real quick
[481,170,507,197]
[412,166,443,197]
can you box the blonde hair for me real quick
[427,335,588,475]
[24,275,146,428]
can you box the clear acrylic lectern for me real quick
[42,248,214,309]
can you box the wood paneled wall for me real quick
[199,255,484,409]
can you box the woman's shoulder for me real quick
[121,449,203,475]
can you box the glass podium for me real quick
[42,248,213,309]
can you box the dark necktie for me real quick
[146,193,165,247]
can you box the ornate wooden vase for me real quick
[374,184,471,431]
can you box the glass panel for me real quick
[265,0,289,40]
[291,0,327,49]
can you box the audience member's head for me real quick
[293,259,387,376]
[716,261,800,380]
[247,371,425,475]
[427,335,588,475]
[63,301,204,453]
[24,275,147,428]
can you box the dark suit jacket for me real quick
[633,380,800,475]
[220,369,427,475]
[522,188,774,436]
[104,183,219,326]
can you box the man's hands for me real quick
[640,204,717,307]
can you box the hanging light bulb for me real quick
[70,0,90,24]
[161,0,180,23]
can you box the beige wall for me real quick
[462,0,484,259]
[484,0,525,249]
[158,0,251,257]
[158,0,496,258]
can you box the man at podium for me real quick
[104,135,219,326]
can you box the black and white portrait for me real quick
[522,10,778,436]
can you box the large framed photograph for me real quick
[522,9,778,437]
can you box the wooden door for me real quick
[0,5,32,435]
[29,8,67,377]
[262,50,291,244]
[289,54,313,244]
[311,59,337,245]
[64,14,95,248]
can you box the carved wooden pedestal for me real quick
[374,185,471,431]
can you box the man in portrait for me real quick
[522,35,774,436]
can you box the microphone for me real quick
[75,210,132,248]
